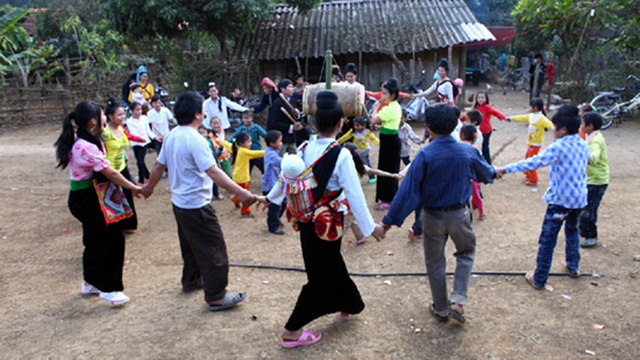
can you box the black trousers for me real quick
[68,188,125,292]
[376,133,401,202]
[172,204,229,302]
[284,221,364,331]
[132,144,150,183]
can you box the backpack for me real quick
[436,79,459,100]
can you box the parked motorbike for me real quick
[402,70,429,122]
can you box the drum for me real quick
[303,82,365,118]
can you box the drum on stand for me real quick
[303,82,365,118]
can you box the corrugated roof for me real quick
[235,0,495,61]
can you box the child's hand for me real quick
[505,117,512,122]
[254,196,269,211]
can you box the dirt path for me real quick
[0,87,638,359]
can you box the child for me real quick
[398,110,425,165]
[231,110,267,174]
[463,91,506,164]
[459,124,486,220]
[129,83,147,108]
[223,131,265,218]
[337,117,380,184]
[343,142,398,244]
[506,98,553,187]
[148,95,176,156]
[579,112,609,248]
[199,125,225,200]
[497,105,590,290]
[208,117,232,180]
[125,102,156,184]
[262,130,286,235]
[463,110,484,149]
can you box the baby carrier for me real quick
[278,141,345,241]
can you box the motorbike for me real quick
[402,70,429,122]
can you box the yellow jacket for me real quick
[511,112,553,146]
[222,140,265,184]
[128,82,155,103]
[337,128,379,154]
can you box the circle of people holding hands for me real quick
[55,58,608,348]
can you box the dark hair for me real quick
[353,117,368,128]
[473,90,490,108]
[315,90,344,133]
[54,101,103,169]
[530,97,546,116]
[452,105,461,119]
[174,91,204,125]
[551,105,580,135]
[231,131,251,165]
[343,142,367,178]
[582,112,603,130]
[151,95,161,103]
[105,97,121,121]
[130,102,142,113]
[534,53,543,60]
[265,129,282,147]
[438,58,450,73]
[425,103,457,135]
[466,110,483,126]
[294,73,304,81]
[345,63,357,75]
[277,79,293,91]
[383,77,400,101]
[241,110,254,118]
[197,125,208,133]
[207,83,216,91]
[460,124,477,142]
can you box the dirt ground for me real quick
[0,86,638,359]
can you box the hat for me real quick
[438,58,449,72]
[261,77,276,90]
[316,90,340,111]
[281,154,306,179]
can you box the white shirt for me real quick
[125,115,155,146]
[157,126,217,209]
[203,96,248,130]
[267,138,376,237]
[148,107,174,137]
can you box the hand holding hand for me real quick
[254,196,269,211]
[372,224,387,241]
[138,184,151,199]
[237,190,257,207]
[494,167,506,179]
[505,117,512,123]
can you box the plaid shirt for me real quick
[504,134,589,209]
[231,123,267,150]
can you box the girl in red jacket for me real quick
[463,91,506,164]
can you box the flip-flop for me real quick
[429,303,449,323]
[450,304,466,324]
[525,272,544,290]
[564,265,581,278]
[337,312,352,321]
[281,329,322,349]
[208,292,247,311]
[356,237,366,245]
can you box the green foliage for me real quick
[513,0,639,102]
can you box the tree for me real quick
[103,0,322,59]
[465,0,519,26]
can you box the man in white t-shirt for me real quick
[147,95,176,154]
[141,91,267,311]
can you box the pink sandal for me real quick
[337,312,352,320]
[356,237,366,245]
[281,329,322,349]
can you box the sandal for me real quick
[564,265,581,278]
[208,292,247,311]
[408,228,416,241]
[337,312,352,321]
[525,271,544,290]
[356,237,366,245]
[450,303,466,323]
[281,329,322,349]
[429,303,449,323]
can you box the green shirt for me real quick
[378,100,401,135]
[586,132,609,185]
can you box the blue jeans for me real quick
[579,184,607,239]
[533,204,582,287]
[263,191,284,231]
[359,154,375,180]
[481,131,492,165]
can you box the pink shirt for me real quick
[68,138,110,180]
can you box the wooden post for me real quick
[325,50,333,90]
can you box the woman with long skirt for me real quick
[372,78,402,210]
[54,101,141,306]
[266,90,383,348]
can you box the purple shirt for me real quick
[261,146,282,192]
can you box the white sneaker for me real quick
[99,291,130,305]
[81,281,100,296]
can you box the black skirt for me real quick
[376,133,401,202]
[284,221,365,331]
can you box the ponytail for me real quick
[231,131,250,165]
[54,112,77,169]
